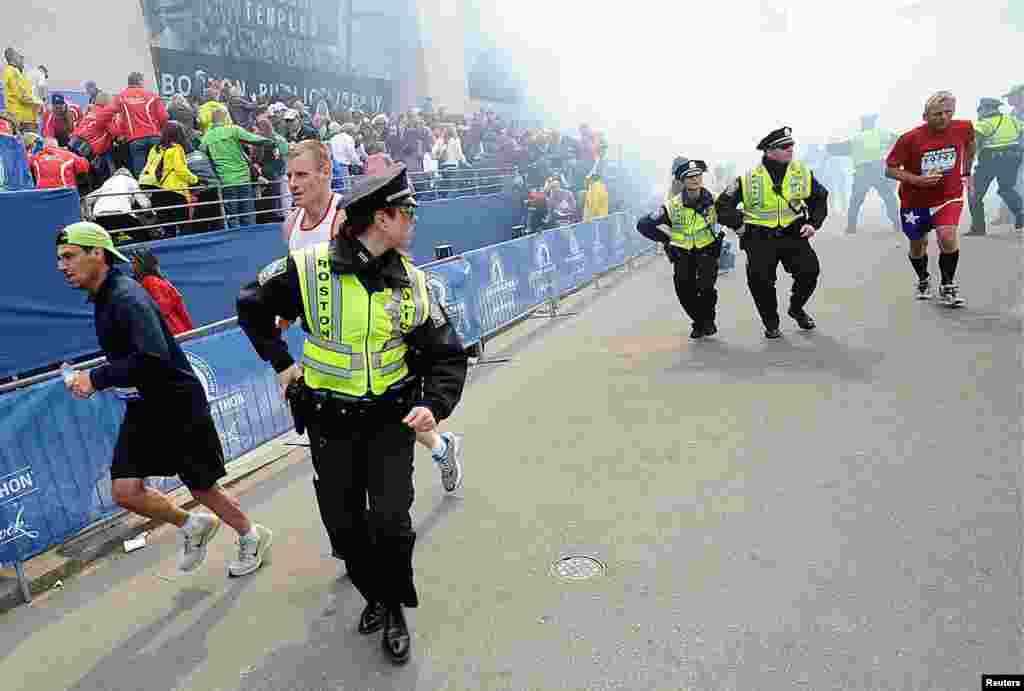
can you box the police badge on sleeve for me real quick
[429,293,450,328]
[258,257,288,285]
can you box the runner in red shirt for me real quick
[886,91,976,306]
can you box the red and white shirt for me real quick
[31,146,90,189]
[886,120,975,209]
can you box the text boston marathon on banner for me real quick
[141,0,391,111]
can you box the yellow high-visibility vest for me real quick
[740,162,813,229]
[293,242,429,397]
[664,194,718,249]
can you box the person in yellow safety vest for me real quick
[716,126,829,338]
[966,97,1023,235]
[236,164,468,666]
[583,173,609,220]
[826,114,900,234]
[637,159,725,338]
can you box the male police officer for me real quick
[967,97,1023,235]
[827,114,900,234]
[637,159,723,338]
[716,127,829,338]
[237,164,468,665]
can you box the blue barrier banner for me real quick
[465,237,536,338]
[0,191,522,379]
[0,324,305,566]
[422,257,483,347]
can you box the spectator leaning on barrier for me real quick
[42,94,80,149]
[71,93,116,186]
[86,167,152,239]
[167,94,197,147]
[130,248,194,336]
[329,121,360,175]
[31,137,90,190]
[4,48,42,132]
[118,72,169,177]
[200,107,273,228]
[140,121,199,237]
[254,115,288,223]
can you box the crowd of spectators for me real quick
[2,46,622,244]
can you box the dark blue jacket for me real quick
[89,268,208,415]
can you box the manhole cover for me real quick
[551,556,606,581]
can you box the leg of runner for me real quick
[935,204,964,307]
[907,234,931,300]
[416,429,463,493]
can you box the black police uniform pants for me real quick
[743,230,820,329]
[849,163,900,230]
[307,415,418,608]
[969,151,1023,231]
[670,244,720,327]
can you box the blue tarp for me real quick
[0,135,34,191]
[1,189,522,379]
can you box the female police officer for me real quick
[237,164,468,665]
[637,158,724,338]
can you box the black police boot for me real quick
[764,324,782,339]
[787,307,816,330]
[689,324,704,339]
[702,321,717,336]
[382,605,411,665]
[358,601,386,635]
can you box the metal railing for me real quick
[80,167,519,244]
[0,317,241,395]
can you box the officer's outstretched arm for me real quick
[406,301,469,422]
[806,176,830,229]
[237,256,304,373]
[714,178,746,231]
[635,206,670,242]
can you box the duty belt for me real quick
[309,383,416,418]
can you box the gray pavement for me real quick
[0,223,1021,691]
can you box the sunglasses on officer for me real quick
[772,143,794,151]
[394,205,416,220]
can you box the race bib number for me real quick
[920,146,957,176]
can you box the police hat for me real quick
[338,164,418,218]
[1004,83,1024,98]
[978,97,1003,113]
[756,126,794,151]
[671,156,689,176]
[674,159,708,179]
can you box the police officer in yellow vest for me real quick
[826,114,900,234]
[637,159,724,338]
[716,127,829,338]
[236,164,468,666]
[967,97,1023,235]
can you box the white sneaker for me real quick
[939,283,965,307]
[436,432,464,493]
[177,513,222,573]
[228,524,273,577]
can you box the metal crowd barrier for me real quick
[0,211,655,606]
[80,167,518,245]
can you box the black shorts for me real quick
[110,403,227,491]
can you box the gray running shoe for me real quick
[437,432,463,493]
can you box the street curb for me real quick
[0,431,305,614]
